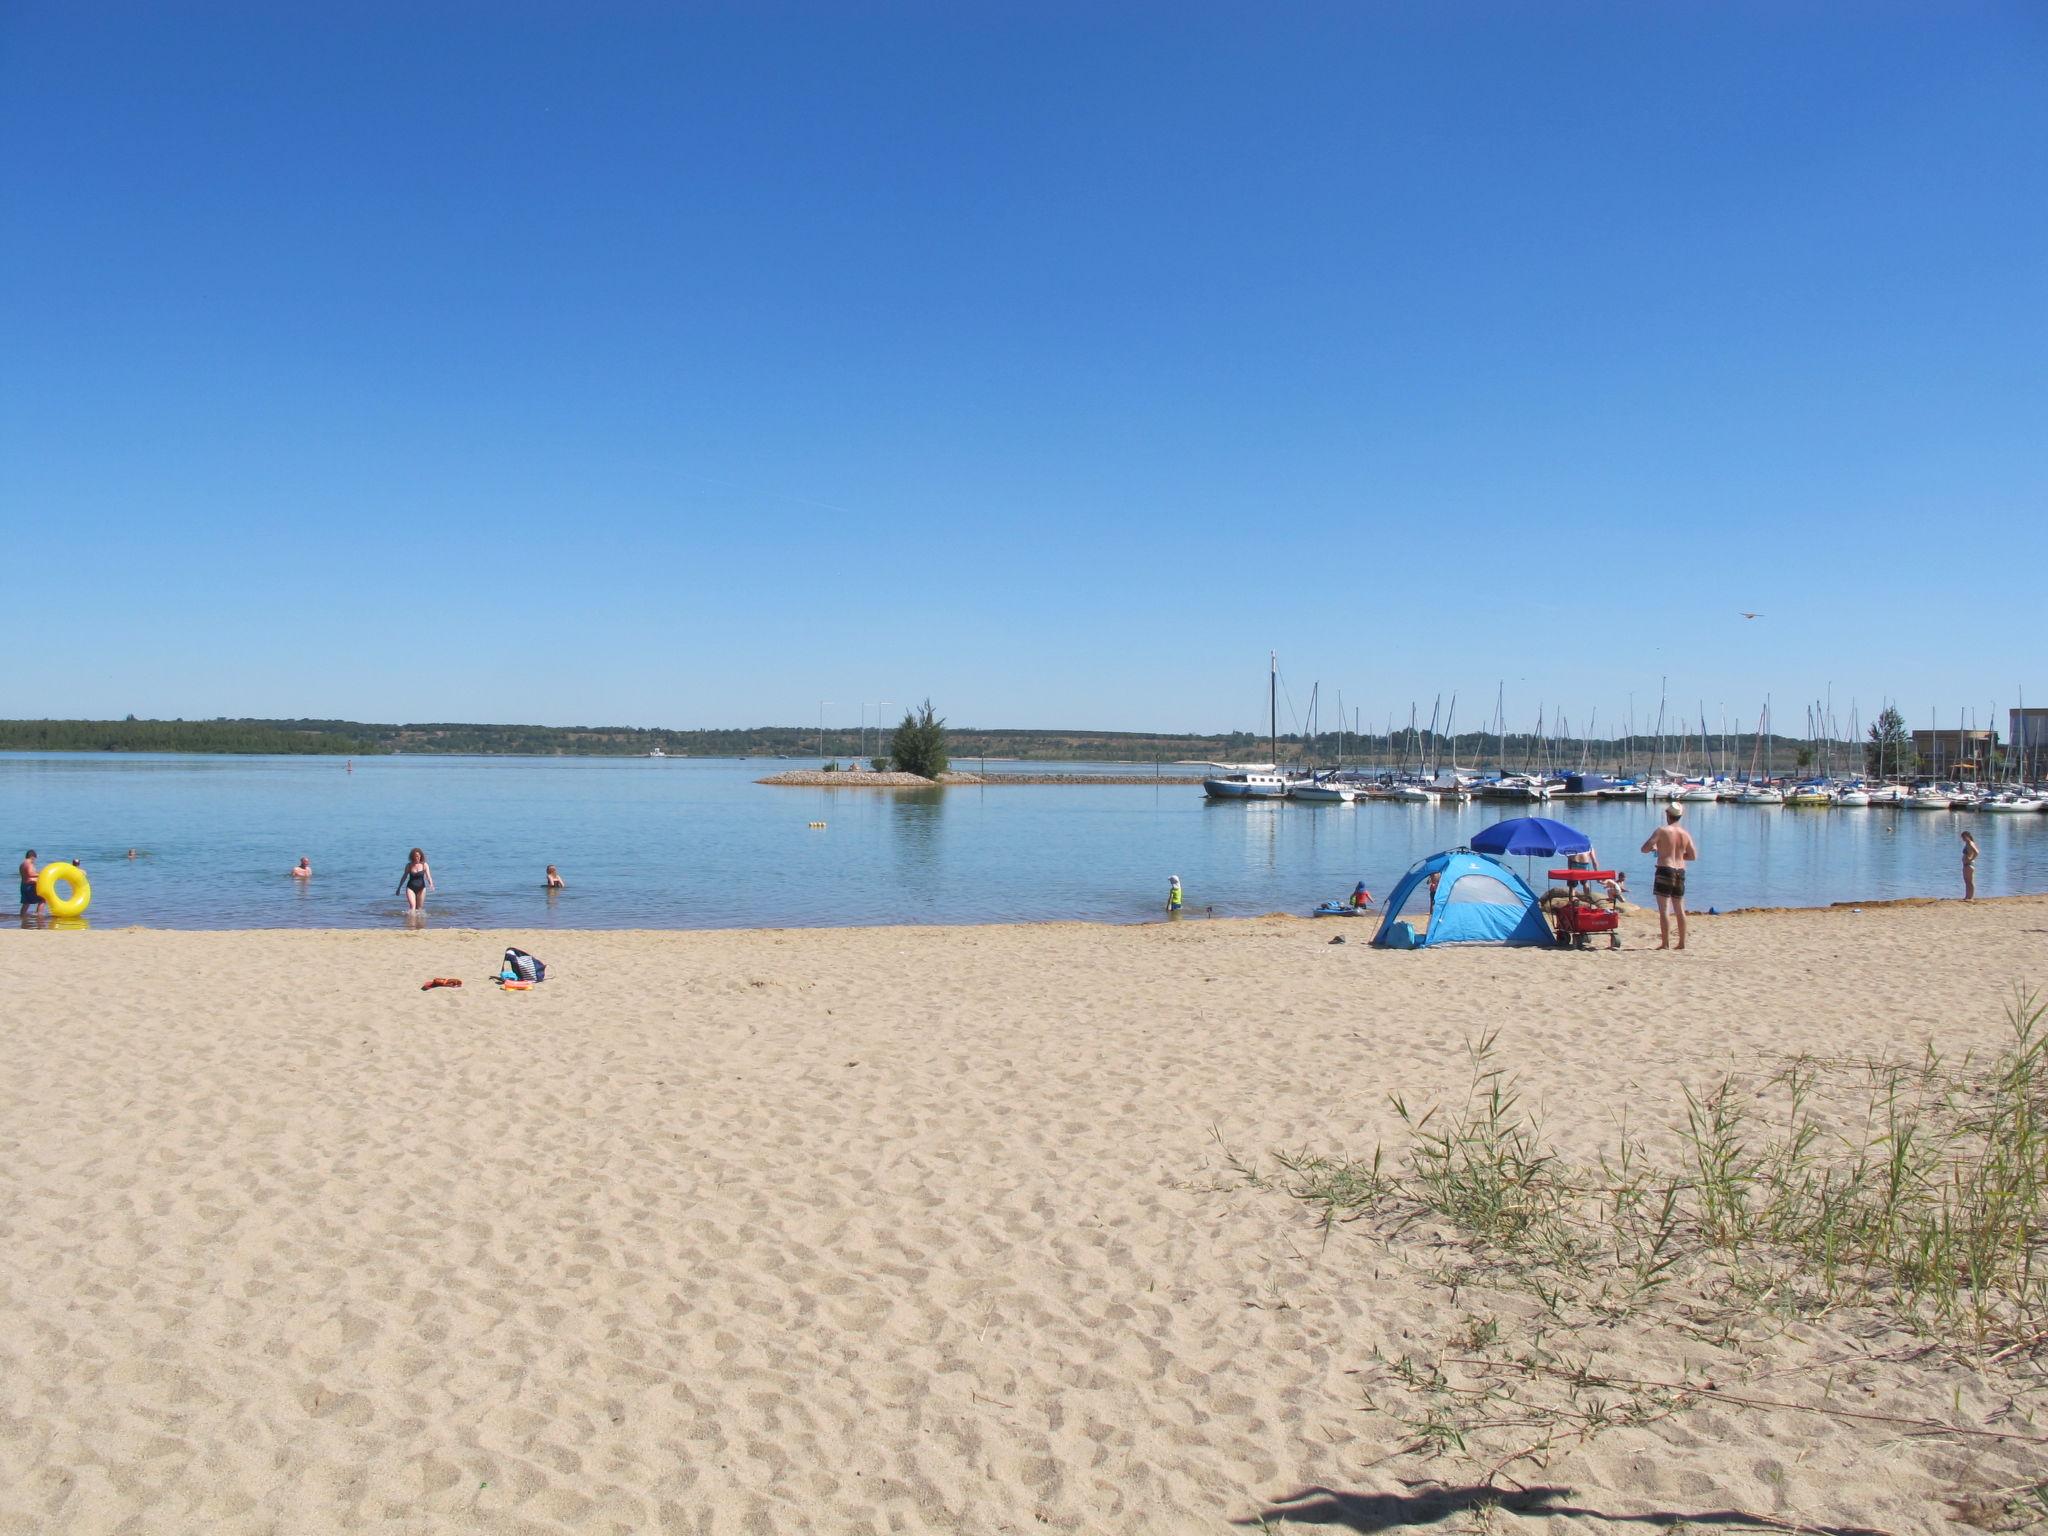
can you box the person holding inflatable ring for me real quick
[36,859,90,919]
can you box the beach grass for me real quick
[1237,992,2048,1512]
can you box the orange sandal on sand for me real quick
[421,977,463,991]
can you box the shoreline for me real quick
[11,888,2042,937]
[755,768,1209,785]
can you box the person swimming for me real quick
[291,857,312,880]
[397,847,433,911]
[545,865,565,889]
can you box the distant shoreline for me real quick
[755,769,1208,786]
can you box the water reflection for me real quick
[886,788,947,903]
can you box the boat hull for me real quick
[1204,778,1288,800]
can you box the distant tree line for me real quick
[0,716,1889,773]
[0,718,381,754]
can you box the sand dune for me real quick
[3,900,2044,1533]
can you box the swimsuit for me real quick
[19,879,36,904]
[1653,866,1686,899]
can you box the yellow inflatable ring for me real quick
[37,861,90,919]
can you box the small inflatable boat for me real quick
[1311,901,1369,917]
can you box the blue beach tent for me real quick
[1372,849,1553,949]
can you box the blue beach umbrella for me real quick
[1470,816,1592,858]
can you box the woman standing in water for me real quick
[397,847,434,911]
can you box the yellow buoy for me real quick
[808,821,827,829]
[37,861,91,918]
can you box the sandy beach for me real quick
[4,899,2045,1534]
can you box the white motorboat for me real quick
[1290,779,1359,803]
[1865,784,1909,806]
[1679,782,1722,803]
[1733,785,1785,805]
[1834,788,1872,807]
[1905,788,1953,811]
[648,746,667,758]
[1981,795,2044,814]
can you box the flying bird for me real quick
[1739,612,1763,620]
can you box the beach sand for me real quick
[3,900,2045,1534]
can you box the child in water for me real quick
[1167,875,1183,913]
[545,865,565,889]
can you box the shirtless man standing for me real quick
[18,849,43,919]
[1640,805,1699,950]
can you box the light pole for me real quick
[818,701,836,761]
[863,700,895,767]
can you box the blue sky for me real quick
[2,2,2042,737]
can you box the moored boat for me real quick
[1476,774,1553,802]
[1289,778,1359,803]
[1203,769,1289,800]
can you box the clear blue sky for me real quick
[3,2,2042,738]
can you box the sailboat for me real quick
[1732,703,1783,804]
[1204,653,1291,799]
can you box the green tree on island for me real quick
[1866,705,1916,777]
[890,699,949,779]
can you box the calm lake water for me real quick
[5,753,2045,930]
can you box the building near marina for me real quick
[2013,709,2048,776]
[1911,728,1996,778]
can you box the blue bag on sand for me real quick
[1384,921,1420,950]
[502,947,546,983]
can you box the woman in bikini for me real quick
[397,847,434,911]
[1961,831,1979,901]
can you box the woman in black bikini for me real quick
[398,847,434,911]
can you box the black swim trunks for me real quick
[1652,866,1686,899]
[19,880,36,905]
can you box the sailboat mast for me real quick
[1268,651,1278,770]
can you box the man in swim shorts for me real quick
[1640,805,1698,951]
[19,849,43,919]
